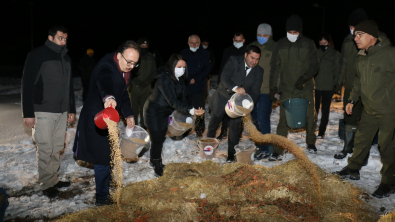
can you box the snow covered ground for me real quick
[0,77,394,221]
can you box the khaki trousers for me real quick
[348,111,395,184]
[33,112,68,190]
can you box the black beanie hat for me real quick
[355,20,379,38]
[348,8,368,26]
[137,38,149,46]
[286,14,302,32]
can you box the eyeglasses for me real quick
[354,32,366,39]
[121,54,138,67]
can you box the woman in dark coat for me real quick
[144,54,204,176]
[314,34,340,139]
[73,40,140,206]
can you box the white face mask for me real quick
[233,42,243,49]
[190,47,198,52]
[202,45,208,49]
[174,68,185,79]
[287,33,299,43]
[350,29,354,35]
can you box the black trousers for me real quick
[188,93,206,135]
[148,127,168,159]
[208,111,242,157]
[315,90,333,135]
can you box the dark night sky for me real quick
[1,0,394,76]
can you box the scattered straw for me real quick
[243,114,323,205]
[57,161,378,222]
[104,118,122,207]
[378,211,395,222]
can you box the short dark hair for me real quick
[317,33,334,47]
[48,25,68,37]
[116,40,140,54]
[245,45,261,55]
[234,32,244,37]
[165,53,188,83]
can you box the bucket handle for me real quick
[279,88,305,103]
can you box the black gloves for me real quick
[333,83,342,95]
[269,88,278,103]
[294,76,306,90]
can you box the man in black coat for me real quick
[215,32,247,140]
[22,25,76,198]
[73,40,139,206]
[180,34,211,137]
[208,45,263,162]
[79,48,96,102]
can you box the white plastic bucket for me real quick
[235,145,256,165]
[168,110,195,136]
[120,125,150,161]
[197,138,219,160]
[224,93,254,118]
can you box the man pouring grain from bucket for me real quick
[207,45,263,163]
[73,40,139,206]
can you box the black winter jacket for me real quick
[73,53,133,165]
[22,40,76,118]
[179,48,211,94]
[144,68,192,131]
[220,45,247,74]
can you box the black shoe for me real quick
[372,183,395,198]
[54,181,71,188]
[150,158,164,177]
[307,144,317,154]
[95,198,114,206]
[362,156,369,167]
[42,187,59,198]
[255,152,270,160]
[216,130,228,141]
[333,167,360,180]
[226,156,235,163]
[334,152,348,159]
[268,154,283,161]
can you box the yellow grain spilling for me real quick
[104,118,123,207]
[236,105,251,114]
[177,122,192,129]
[243,114,322,205]
[130,138,146,144]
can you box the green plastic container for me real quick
[282,98,309,128]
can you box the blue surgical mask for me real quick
[257,36,268,45]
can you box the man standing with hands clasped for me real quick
[208,45,263,163]
[22,25,76,198]
[333,20,395,198]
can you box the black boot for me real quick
[216,129,228,141]
[334,126,357,159]
[332,166,360,180]
[307,144,317,154]
[150,158,164,177]
[372,183,395,198]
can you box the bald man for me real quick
[180,34,211,137]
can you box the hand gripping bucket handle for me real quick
[94,106,120,129]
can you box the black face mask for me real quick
[320,45,329,51]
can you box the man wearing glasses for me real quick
[180,34,211,137]
[333,8,368,161]
[333,20,395,198]
[73,40,139,206]
[22,25,76,198]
